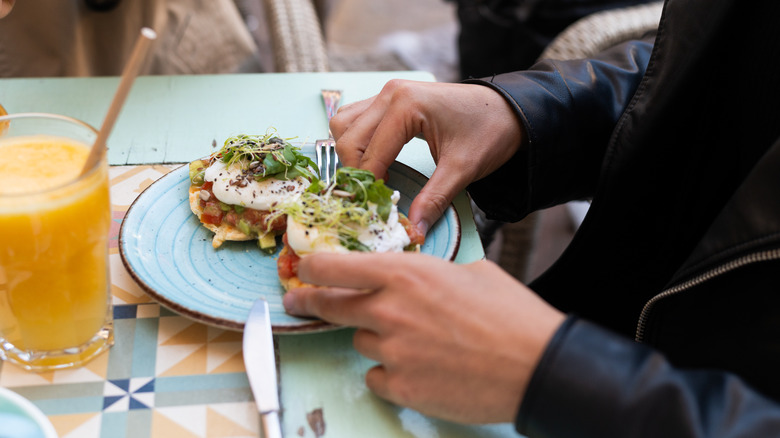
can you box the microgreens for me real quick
[268,167,396,251]
[212,129,319,181]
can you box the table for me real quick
[0,72,517,437]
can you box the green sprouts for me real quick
[268,167,396,251]
[211,129,319,182]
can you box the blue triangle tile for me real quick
[133,379,155,394]
[103,395,125,410]
[129,397,150,410]
[109,379,130,392]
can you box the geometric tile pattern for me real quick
[102,377,155,411]
[0,299,260,438]
[0,164,515,438]
[0,166,260,438]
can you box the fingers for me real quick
[282,252,413,327]
[333,80,423,178]
[296,252,406,290]
[330,97,374,139]
[357,82,424,180]
[282,286,379,329]
[331,98,376,168]
[365,365,391,401]
[407,165,470,235]
[353,328,381,362]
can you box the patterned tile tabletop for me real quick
[1,164,516,438]
[0,165,259,438]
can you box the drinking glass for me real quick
[0,113,114,371]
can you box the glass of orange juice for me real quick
[0,113,113,371]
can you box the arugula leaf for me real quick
[366,179,394,221]
[327,167,394,221]
[262,153,285,175]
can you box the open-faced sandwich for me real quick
[188,131,319,250]
[270,167,426,290]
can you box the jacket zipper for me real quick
[635,248,780,342]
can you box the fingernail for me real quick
[415,220,429,236]
[282,292,297,313]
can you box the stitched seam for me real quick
[600,5,667,174]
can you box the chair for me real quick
[262,0,329,72]
[539,1,663,61]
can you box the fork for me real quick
[316,89,342,184]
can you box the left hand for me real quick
[330,80,524,236]
[283,252,565,424]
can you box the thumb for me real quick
[408,166,469,235]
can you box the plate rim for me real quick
[118,159,460,333]
[0,387,58,438]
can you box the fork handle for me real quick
[321,89,342,137]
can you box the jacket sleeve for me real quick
[518,317,780,437]
[465,37,654,222]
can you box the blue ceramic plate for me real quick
[0,387,57,438]
[119,157,460,333]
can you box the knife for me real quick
[243,298,283,438]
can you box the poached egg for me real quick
[285,190,411,256]
[203,160,309,210]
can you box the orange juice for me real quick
[0,115,113,370]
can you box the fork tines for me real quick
[316,139,338,185]
[317,89,343,185]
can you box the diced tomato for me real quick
[201,201,223,225]
[198,183,216,209]
[277,244,300,280]
[242,209,264,226]
[399,215,425,246]
[224,210,238,227]
[263,213,287,232]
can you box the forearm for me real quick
[519,317,780,438]
[467,37,654,221]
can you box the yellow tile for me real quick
[207,406,255,437]
[160,345,208,377]
[161,323,209,346]
[49,413,99,438]
[152,410,201,438]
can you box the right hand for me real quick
[331,80,524,235]
[283,252,565,424]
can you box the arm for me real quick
[282,252,780,436]
[331,37,653,231]
[521,317,780,437]
[468,37,654,221]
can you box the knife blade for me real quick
[243,298,283,438]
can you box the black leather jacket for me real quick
[467,0,780,436]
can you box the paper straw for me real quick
[81,27,157,175]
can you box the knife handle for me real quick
[260,411,283,438]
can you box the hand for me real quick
[283,252,565,424]
[331,80,524,235]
